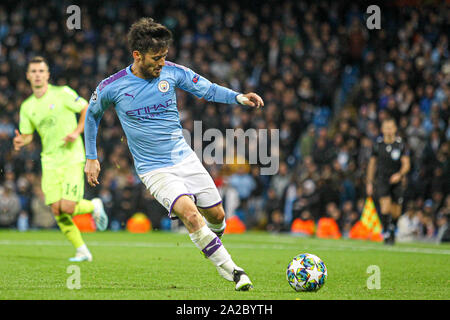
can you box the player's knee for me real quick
[213,206,225,223]
[184,209,201,223]
[201,204,225,224]
[379,199,391,215]
[60,201,75,214]
[180,209,203,229]
[391,204,402,217]
[50,202,61,216]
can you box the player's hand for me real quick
[366,182,373,197]
[237,93,264,108]
[85,159,101,187]
[13,129,25,151]
[389,172,402,184]
[63,131,80,146]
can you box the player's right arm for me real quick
[13,130,33,151]
[84,85,112,187]
[14,105,35,151]
[366,141,378,197]
[366,156,376,197]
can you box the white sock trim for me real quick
[206,219,226,233]
[189,225,232,267]
[189,225,214,246]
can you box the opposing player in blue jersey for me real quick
[84,18,264,291]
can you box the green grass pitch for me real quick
[0,230,449,300]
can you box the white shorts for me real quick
[139,152,222,219]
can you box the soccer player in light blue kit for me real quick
[84,18,264,291]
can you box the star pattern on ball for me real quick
[306,265,322,283]
[290,259,302,270]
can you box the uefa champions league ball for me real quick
[286,253,327,292]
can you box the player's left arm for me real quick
[235,92,264,108]
[173,65,264,108]
[61,86,89,145]
[63,104,89,145]
[390,155,410,184]
[389,141,410,184]
[84,84,113,187]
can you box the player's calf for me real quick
[60,199,77,215]
[50,203,61,216]
[206,220,226,239]
[174,196,252,288]
[199,204,226,239]
[189,224,252,288]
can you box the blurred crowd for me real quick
[0,0,449,242]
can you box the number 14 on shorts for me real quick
[65,183,78,197]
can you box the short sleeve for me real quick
[370,142,379,158]
[19,105,35,135]
[87,84,112,118]
[401,142,410,157]
[62,86,88,113]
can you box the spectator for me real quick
[30,183,55,228]
[228,165,256,201]
[269,161,291,200]
[297,124,316,160]
[246,166,266,228]
[417,209,436,241]
[266,209,286,233]
[219,178,240,219]
[341,200,359,237]
[436,213,450,243]
[0,181,21,227]
[397,202,420,242]
[0,1,447,235]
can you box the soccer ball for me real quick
[286,253,327,292]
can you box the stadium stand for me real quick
[0,0,448,242]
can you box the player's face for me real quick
[381,120,397,139]
[139,48,168,78]
[26,62,50,88]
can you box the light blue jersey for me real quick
[84,61,241,175]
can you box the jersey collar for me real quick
[127,64,158,82]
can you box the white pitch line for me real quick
[0,239,449,256]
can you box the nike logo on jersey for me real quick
[124,93,135,99]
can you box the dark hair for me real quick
[27,56,49,70]
[127,17,172,54]
[382,117,397,126]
